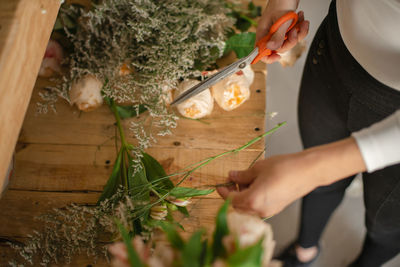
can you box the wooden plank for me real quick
[20,66,267,150]
[0,0,60,189]
[10,144,263,194]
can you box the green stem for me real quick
[150,188,163,199]
[121,149,128,192]
[131,122,287,217]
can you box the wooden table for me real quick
[0,1,268,265]
[0,64,267,265]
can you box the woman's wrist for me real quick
[300,137,367,187]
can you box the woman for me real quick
[218,0,400,266]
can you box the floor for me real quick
[264,0,400,266]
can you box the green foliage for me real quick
[158,221,185,250]
[227,239,264,267]
[248,2,262,19]
[50,0,235,148]
[212,199,230,260]
[224,32,256,58]
[104,96,147,119]
[120,199,267,267]
[141,152,174,194]
[115,104,147,119]
[227,1,261,32]
[170,187,215,198]
[177,206,190,217]
[182,230,205,267]
[97,149,123,203]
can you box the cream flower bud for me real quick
[150,204,168,221]
[69,74,104,112]
[226,211,275,266]
[211,66,254,111]
[166,196,191,207]
[278,40,307,67]
[38,39,63,78]
[175,79,214,119]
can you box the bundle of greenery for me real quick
[47,0,234,148]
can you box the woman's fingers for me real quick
[298,19,310,41]
[228,168,258,184]
[261,53,281,64]
[258,10,309,63]
[266,19,293,50]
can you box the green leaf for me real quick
[248,2,262,18]
[97,149,123,204]
[224,32,256,58]
[159,221,184,250]
[170,187,214,198]
[177,206,189,217]
[141,152,174,194]
[182,230,205,267]
[103,96,147,119]
[212,199,230,260]
[127,155,149,201]
[116,221,144,267]
[116,104,147,119]
[227,239,264,267]
[235,17,252,32]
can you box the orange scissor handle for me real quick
[252,11,299,64]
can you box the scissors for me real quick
[171,11,299,106]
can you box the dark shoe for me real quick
[276,242,320,267]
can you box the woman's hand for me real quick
[217,138,366,218]
[256,0,309,64]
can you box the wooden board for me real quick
[0,0,270,265]
[0,0,60,190]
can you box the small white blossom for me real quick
[166,196,191,207]
[69,75,104,112]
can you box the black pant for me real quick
[297,1,400,266]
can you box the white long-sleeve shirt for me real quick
[336,0,400,172]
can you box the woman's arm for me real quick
[217,137,366,217]
[353,110,400,172]
[217,111,400,217]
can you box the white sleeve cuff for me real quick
[352,110,400,173]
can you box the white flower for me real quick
[225,211,275,266]
[69,74,104,112]
[38,40,63,78]
[150,204,168,221]
[211,66,254,111]
[175,79,214,119]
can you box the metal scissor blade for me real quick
[171,47,259,105]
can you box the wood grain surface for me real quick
[0,0,60,190]
[0,0,271,265]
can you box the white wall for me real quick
[265,0,330,156]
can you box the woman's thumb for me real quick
[229,168,257,184]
